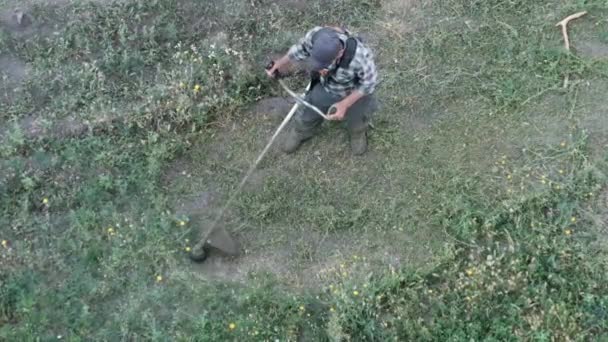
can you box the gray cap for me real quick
[309,29,343,71]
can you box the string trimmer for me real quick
[188,62,330,262]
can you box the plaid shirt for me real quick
[287,26,378,98]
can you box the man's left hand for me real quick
[327,102,348,121]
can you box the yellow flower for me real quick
[107,227,114,234]
[156,275,163,282]
[42,198,49,205]
[228,322,236,330]
[507,174,512,180]
[329,307,335,312]
[353,290,359,296]
[193,84,201,93]
[565,229,572,236]
[571,217,576,223]
[179,220,186,226]
[1,240,7,248]
[179,82,185,88]
[558,169,564,174]
[185,246,191,252]
[299,305,305,311]
[560,141,566,147]
[466,268,475,276]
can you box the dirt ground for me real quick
[165,94,446,287]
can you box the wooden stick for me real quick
[556,11,587,51]
[556,11,587,88]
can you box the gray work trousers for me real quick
[293,83,378,138]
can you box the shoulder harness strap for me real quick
[311,27,359,69]
[339,37,358,69]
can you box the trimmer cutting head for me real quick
[189,246,208,262]
[189,226,239,263]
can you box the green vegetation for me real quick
[1,0,607,340]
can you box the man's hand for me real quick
[266,54,291,79]
[326,101,348,121]
[266,64,279,78]
[326,90,366,121]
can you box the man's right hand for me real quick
[265,65,279,79]
[265,54,291,79]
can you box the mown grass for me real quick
[1,0,608,340]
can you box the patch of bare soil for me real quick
[577,40,608,59]
[250,96,294,120]
[0,113,104,145]
[380,0,427,39]
[0,54,29,104]
[0,54,28,85]
[0,8,33,33]
[18,114,88,139]
[186,225,440,289]
[395,97,462,135]
[0,5,61,42]
[574,79,608,158]
[165,95,442,288]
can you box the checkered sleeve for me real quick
[355,47,378,95]
[287,26,324,61]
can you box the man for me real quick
[266,26,379,155]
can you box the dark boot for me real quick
[349,126,368,155]
[282,127,307,154]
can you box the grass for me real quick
[1,0,608,340]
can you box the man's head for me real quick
[309,28,344,73]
